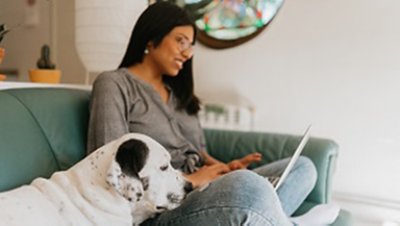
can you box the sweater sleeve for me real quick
[87,73,129,154]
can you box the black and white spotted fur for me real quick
[0,133,191,226]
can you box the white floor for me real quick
[353,217,386,226]
[353,218,400,226]
[333,192,400,226]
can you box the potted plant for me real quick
[0,24,10,43]
[0,24,10,81]
[29,44,61,83]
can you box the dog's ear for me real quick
[115,139,149,178]
[106,139,149,202]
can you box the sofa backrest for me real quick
[0,88,90,191]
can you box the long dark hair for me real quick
[119,2,200,115]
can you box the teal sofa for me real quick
[0,87,351,225]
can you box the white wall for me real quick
[54,0,86,84]
[194,0,400,203]
[0,0,51,81]
[0,0,86,84]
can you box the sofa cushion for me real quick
[5,88,91,169]
[0,91,58,191]
[0,88,90,191]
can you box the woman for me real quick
[87,2,316,225]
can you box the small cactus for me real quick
[0,24,10,44]
[37,45,56,69]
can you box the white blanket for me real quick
[0,137,133,226]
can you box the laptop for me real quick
[268,125,312,191]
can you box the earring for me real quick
[144,48,149,54]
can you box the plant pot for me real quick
[29,69,61,83]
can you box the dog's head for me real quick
[106,134,192,218]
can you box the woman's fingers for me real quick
[241,153,262,165]
[228,160,243,170]
[212,163,230,174]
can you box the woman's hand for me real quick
[184,163,230,188]
[227,152,262,171]
[200,150,223,166]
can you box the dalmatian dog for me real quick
[0,133,192,226]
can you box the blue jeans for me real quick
[142,156,317,226]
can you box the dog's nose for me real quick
[184,182,193,193]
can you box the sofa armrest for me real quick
[203,129,338,206]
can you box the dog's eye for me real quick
[160,165,168,171]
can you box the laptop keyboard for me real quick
[267,176,280,187]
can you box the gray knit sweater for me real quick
[87,68,205,172]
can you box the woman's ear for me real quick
[144,42,153,55]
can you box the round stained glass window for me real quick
[157,0,285,49]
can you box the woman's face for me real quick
[148,25,194,76]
